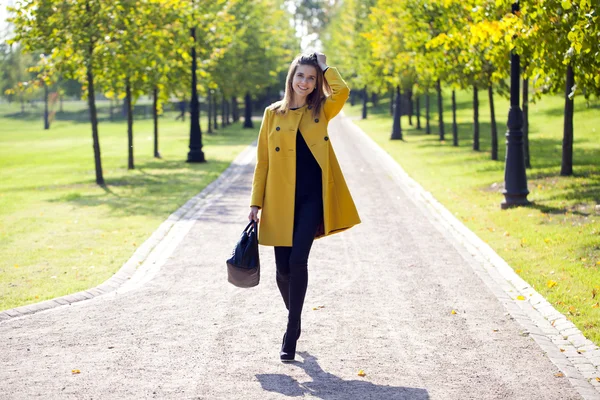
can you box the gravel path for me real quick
[0,115,591,399]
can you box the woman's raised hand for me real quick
[315,52,328,71]
[248,206,260,223]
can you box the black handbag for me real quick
[226,221,260,288]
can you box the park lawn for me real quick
[0,101,257,310]
[345,90,600,345]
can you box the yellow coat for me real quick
[250,67,361,247]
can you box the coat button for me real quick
[276,126,280,131]
[275,147,280,152]
[314,118,319,123]
[324,136,329,141]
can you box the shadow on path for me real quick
[256,352,429,400]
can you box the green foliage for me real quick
[210,0,297,100]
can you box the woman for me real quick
[249,52,361,362]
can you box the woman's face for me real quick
[291,64,318,101]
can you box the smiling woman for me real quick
[247,52,360,362]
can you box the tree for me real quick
[9,0,119,185]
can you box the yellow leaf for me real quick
[451,310,457,315]
[515,269,522,274]
[592,303,599,308]
[555,372,564,377]
[72,369,81,374]
[596,377,600,382]
[547,280,557,289]
[358,370,366,377]
[516,296,526,301]
[544,238,551,243]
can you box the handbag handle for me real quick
[244,220,257,235]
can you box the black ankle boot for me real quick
[280,332,296,362]
[280,322,300,362]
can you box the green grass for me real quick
[0,100,257,310]
[345,90,600,345]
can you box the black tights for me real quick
[274,196,323,336]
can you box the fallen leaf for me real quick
[516,295,526,301]
[312,307,318,311]
[592,303,599,309]
[358,370,366,377]
[493,329,499,332]
[596,377,600,382]
[577,349,586,354]
[554,372,564,377]
[451,310,457,315]
[547,280,557,289]
[560,348,565,352]
[515,269,522,274]
[72,369,81,374]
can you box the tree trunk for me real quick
[436,79,445,141]
[371,92,378,107]
[408,90,413,126]
[390,87,394,116]
[561,64,574,176]
[488,85,498,160]
[126,79,134,169]
[350,90,356,107]
[86,55,104,185]
[243,92,253,128]
[153,86,160,158]
[362,87,368,119]
[416,95,421,130]
[452,90,458,146]
[425,92,431,134]
[523,78,530,168]
[390,85,402,140]
[221,96,225,128]
[213,90,218,130]
[232,96,239,122]
[207,90,213,133]
[225,98,229,126]
[473,86,479,151]
[44,82,50,130]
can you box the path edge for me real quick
[0,144,257,324]
[342,114,600,399]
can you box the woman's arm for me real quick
[316,53,350,121]
[250,108,269,211]
[322,68,350,120]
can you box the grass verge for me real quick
[0,101,257,310]
[344,90,600,345]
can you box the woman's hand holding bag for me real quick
[226,220,260,288]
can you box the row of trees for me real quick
[323,0,599,175]
[7,0,297,184]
